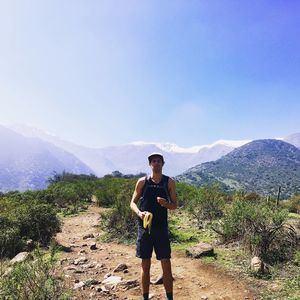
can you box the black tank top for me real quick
[138,175,170,228]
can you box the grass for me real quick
[168,208,300,300]
[288,212,300,219]
[168,209,217,251]
[258,263,300,300]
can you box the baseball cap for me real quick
[148,152,164,163]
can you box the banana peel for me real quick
[143,211,153,233]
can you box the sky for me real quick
[0,0,300,148]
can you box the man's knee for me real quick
[160,258,171,273]
[141,258,151,273]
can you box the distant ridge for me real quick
[176,139,300,197]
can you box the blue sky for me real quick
[0,0,299,147]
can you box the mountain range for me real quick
[8,124,250,176]
[1,123,300,194]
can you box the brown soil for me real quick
[55,205,259,300]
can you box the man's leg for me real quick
[161,258,173,299]
[141,258,151,299]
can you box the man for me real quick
[130,152,177,300]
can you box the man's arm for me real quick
[130,177,148,220]
[157,178,177,210]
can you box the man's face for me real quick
[149,156,164,172]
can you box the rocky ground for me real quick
[55,205,259,300]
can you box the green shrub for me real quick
[187,184,225,228]
[99,181,137,242]
[0,217,22,258]
[283,194,300,214]
[213,198,297,263]
[0,198,61,257]
[14,202,61,245]
[0,247,71,299]
[176,182,198,207]
[95,177,136,207]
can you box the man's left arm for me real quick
[166,178,177,210]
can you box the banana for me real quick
[143,211,153,233]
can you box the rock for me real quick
[74,269,84,273]
[90,243,97,250]
[123,269,129,274]
[151,274,174,284]
[117,279,139,290]
[84,278,100,286]
[83,263,96,269]
[60,258,68,265]
[250,256,268,274]
[74,281,85,289]
[201,296,208,300]
[64,266,77,271]
[3,267,13,277]
[104,272,112,279]
[83,233,95,240]
[95,286,102,292]
[25,239,35,251]
[10,252,32,265]
[79,249,86,254]
[100,285,109,292]
[151,274,163,285]
[73,257,88,265]
[186,242,214,258]
[113,263,128,272]
[102,276,122,288]
[58,245,73,252]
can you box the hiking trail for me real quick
[55,205,258,300]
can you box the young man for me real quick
[130,152,177,300]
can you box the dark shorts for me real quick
[136,226,171,260]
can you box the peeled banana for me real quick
[143,211,153,233]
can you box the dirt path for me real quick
[55,205,258,300]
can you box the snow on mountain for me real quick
[130,139,251,154]
[284,133,300,149]
[8,124,248,176]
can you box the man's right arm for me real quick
[130,177,147,220]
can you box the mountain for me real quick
[9,124,250,176]
[176,139,300,197]
[284,133,300,149]
[0,125,93,192]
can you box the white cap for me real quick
[148,152,164,162]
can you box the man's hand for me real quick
[138,211,148,220]
[157,197,168,207]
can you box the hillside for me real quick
[0,125,93,192]
[176,139,300,197]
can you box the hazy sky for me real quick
[1,0,299,147]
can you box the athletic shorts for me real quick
[136,226,171,260]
